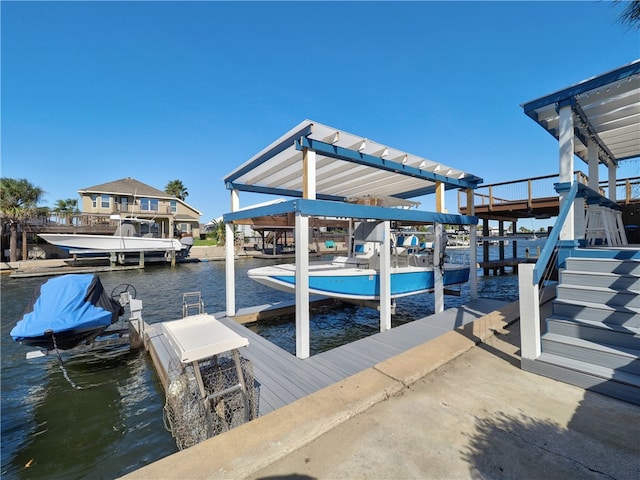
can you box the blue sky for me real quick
[2,1,638,225]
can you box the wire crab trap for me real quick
[163,352,258,450]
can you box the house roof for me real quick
[79,177,203,216]
[224,120,483,201]
[521,59,640,166]
[79,177,171,198]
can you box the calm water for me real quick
[0,240,544,479]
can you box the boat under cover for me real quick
[10,274,124,350]
[248,254,470,301]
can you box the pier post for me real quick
[558,103,575,241]
[482,219,490,276]
[295,213,310,359]
[225,189,239,317]
[498,221,505,275]
[434,222,444,313]
[467,188,477,301]
[379,221,391,331]
[519,263,541,361]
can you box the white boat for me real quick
[39,232,185,252]
[248,225,470,301]
[39,215,188,257]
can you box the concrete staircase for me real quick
[522,256,640,405]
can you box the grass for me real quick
[194,238,220,246]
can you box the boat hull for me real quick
[248,261,470,300]
[38,233,184,253]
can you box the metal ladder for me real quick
[182,291,205,317]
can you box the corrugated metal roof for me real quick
[224,120,483,201]
[522,59,640,166]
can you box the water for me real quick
[0,240,544,479]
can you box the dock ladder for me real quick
[182,291,205,317]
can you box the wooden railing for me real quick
[458,171,591,211]
[599,176,640,205]
[459,172,640,213]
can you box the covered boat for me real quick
[248,222,470,302]
[10,274,124,350]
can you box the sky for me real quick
[2,1,639,227]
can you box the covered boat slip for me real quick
[223,120,483,358]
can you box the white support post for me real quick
[434,222,444,313]
[587,140,599,190]
[608,164,617,203]
[519,263,541,361]
[225,189,239,317]
[467,189,477,300]
[295,213,310,359]
[379,221,392,332]
[558,104,575,241]
[303,148,316,200]
[574,197,586,242]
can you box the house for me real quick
[77,177,202,239]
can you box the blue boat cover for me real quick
[10,274,123,342]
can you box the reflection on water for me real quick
[0,240,542,479]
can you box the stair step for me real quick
[522,353,640,406]
[546,315,640,350]
[560,270,640,292]
[552,299,640,328]
[556,284,640,308]
[565,257,640,275]
[541,333,640,375]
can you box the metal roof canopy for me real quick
[224,120,483,201]
[522,59,640,167]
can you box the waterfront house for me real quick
[77,177,202,239]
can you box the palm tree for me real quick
[207,219,235,246]
[0,178,45,262]
[53,198,79,225]
[617,0,640,29]
[165,180,189,201]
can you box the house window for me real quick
[120,197,129,212]
[170,200,177,213]
[101,195,111,209]
[91,195,97,208]
[176,223,190,235]
[140,198,158,211]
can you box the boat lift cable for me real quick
[50,333,83,390]
[49,332,116,391]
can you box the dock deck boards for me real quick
[215,297,507,415]
[145,297,507,417]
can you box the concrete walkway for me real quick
[120,301,640,480]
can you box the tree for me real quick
[207,220,226,245]
[0,178,45,262]
[617,0,640,29]
[53,198,79,225]
[165,179,188,201]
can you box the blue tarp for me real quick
[10,274,122,344]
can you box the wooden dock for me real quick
[144,297,508,416]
